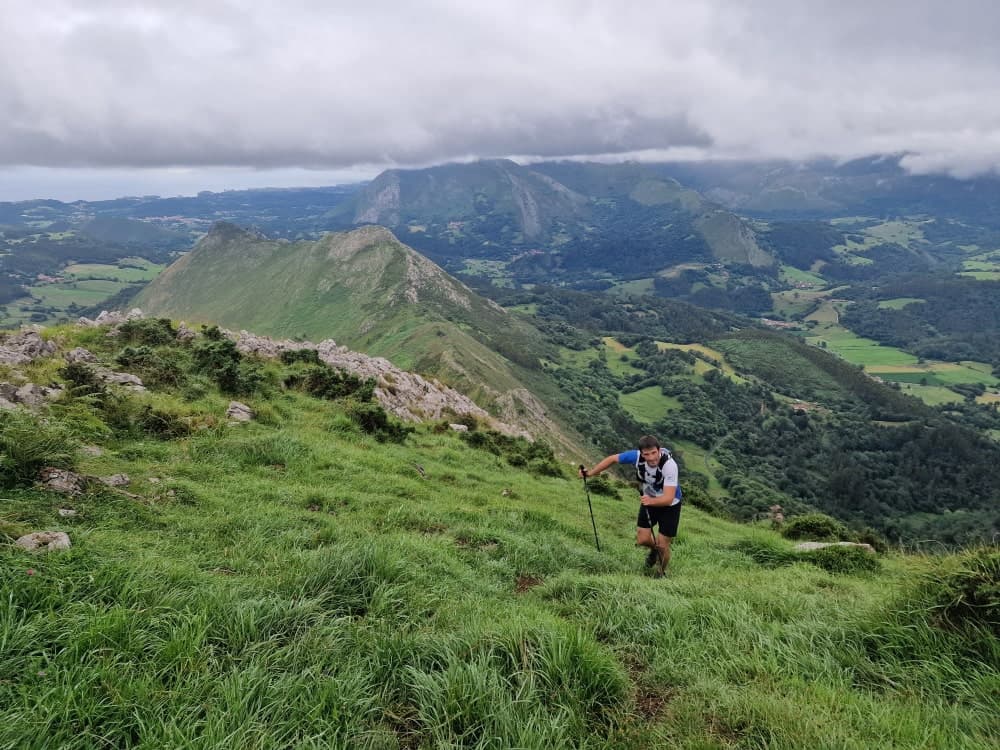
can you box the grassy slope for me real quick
[1,326,997,749]
[133,225,583,453]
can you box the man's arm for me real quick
[580,454,619,478]
[641,486,677,507]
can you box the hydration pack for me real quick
[636,449,671,492]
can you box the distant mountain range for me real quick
[339,159,772,276]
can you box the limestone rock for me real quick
[449,423,469,432]
[66,347,98,364]
[57,508,78,517]
[226,401,255,422]
[38,467,86,495]
[100,474,131,487]
[176,322,196,342]
[14,531,72,552]
[0,331,57,365]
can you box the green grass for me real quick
[895,383,963,405]
[1,323,998,748]
[878,297,926,310]
[778,264,826,287]
[619,386,681,422]
[64,259,165,283]
[610,278,654,296]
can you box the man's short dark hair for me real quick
[638,435,660,451]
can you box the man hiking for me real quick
[580,435,681,577]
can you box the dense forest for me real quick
[508,288,1000,545]
[841,275,1000,367]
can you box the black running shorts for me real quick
[637,502,682,537]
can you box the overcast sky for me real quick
[2,0,999,200]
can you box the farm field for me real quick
[619,386,680,423]
[63,258,166,283]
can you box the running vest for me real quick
[636,449,681,499]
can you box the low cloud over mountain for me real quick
[3,1,1000,198]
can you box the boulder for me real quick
[66,347,98,364]
[449,423,469,432]
[0,331,57,365]
[226,401,255,422]
[100,474,130,487]
[14,531,72,552]
[176,322,197,342]
[38,467,86,495]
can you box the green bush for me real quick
[284,365,374,401]
[279,348,321,365]
[117,317,176,346]
[115,345,186,389]
[781,512,850,542]
[345,400,412,444]
[799,545,881,575]
[0,410,76,487]
[191,337,263,396]
[583,474,620,498]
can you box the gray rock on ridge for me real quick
[0,330,57,365]
[229,330,527,436]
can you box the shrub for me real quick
[191,337,264,396]
[115,345,186,389]
[345,400,412,444]
[799,545,881,575]
[284,365,374,401]
[279,348,321,365]
[781,512,850,542]
[117,317,176,346]
[0,410,76,487]
[583,474,620,498]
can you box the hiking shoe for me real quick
[644,548,659,568]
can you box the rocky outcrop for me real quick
[14,531,71,553]
[38,468,86,495]
[0,382,63,410]
[226,401,255,422]
[0,330,57,365]
[229,329,525,435]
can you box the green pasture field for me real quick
[804,300,843,324]
[772,288,832,319]
[27,279,127,307]
[611,278,654,296]
[960,271,1000,281]
[778,264,826,288]
[869,362,998,388]
[64,258,165,283]
[601,338,644,377]
[619,386,681,423]
[806,324,920,367]
[896,382,963,406]
[864,219,928,246]
[669,438,729,497]
[878,297,926,310]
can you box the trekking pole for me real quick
[579,466,601,552]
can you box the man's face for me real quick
[640,446,660,464]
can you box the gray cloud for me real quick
[2,0,999,196]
